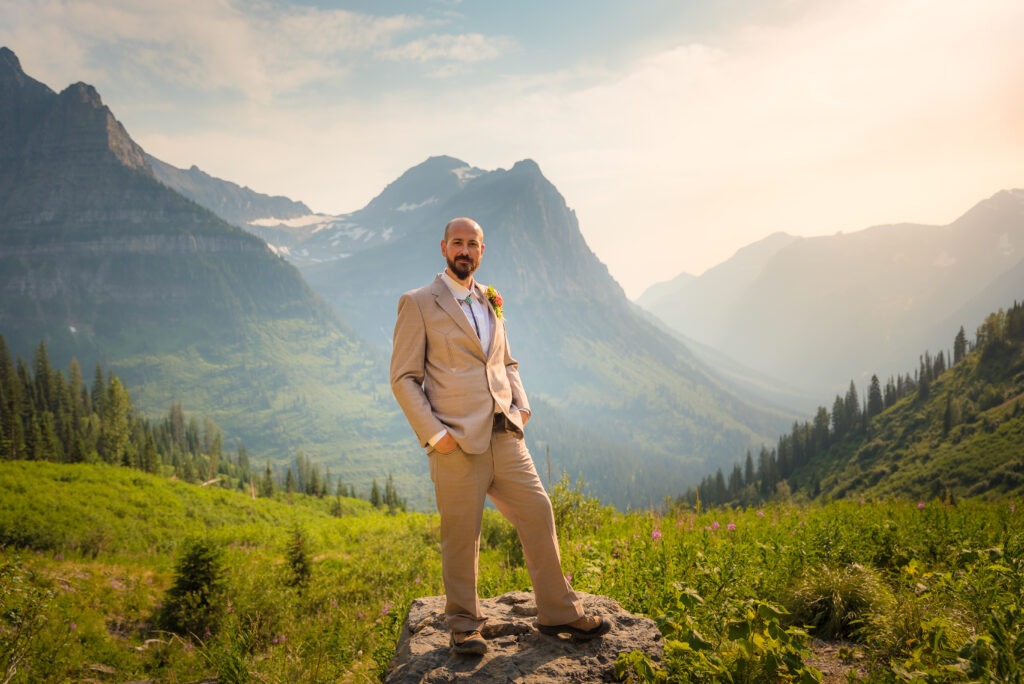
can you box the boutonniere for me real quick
[486,286,504,319]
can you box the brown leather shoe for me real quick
[450,629,488,655]
[536,614,612,640]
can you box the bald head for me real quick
[441,217,485,283]
[444,217,483,241]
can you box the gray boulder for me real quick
[386,591,663,683]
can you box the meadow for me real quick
[1,461,1022,682]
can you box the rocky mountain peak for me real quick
[0,46,27,82]
[365,155,483,212]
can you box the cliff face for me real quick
[0,48,410,490]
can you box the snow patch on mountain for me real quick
[453,166,483,183]
[250,214,332,228]
[396,197,437,212]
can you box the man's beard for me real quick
[447,255,476,279]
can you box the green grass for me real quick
[1,461,1022,682]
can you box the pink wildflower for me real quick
[756,510,765,517]
[917,502,926,510]
[727,523,736,531]
[69,622,76,631]
[652,528,662,541]
[711,521,720,530]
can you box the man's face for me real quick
[441,222,484,280]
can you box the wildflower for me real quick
[859,499,866,505]
[357,612,365,620]
[184,643,193,650]
[917,502,926,510]
[204,629,212,637]
[381,605,390,616]
[565,574,572,582]
[652,528,662,541]
[727,523,736,531]
[414,577,421,584]
[1011,502,1016,513]
[711,521,720,530]
[756,510,765,517]
[69,622,76,631]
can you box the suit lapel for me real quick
[431,276,486,360]
[476,282,501,362]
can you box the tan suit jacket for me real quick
[391,274,530,454]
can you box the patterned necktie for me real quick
[458,295,482,339]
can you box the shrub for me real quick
[784,563,894,639]
[160,537,227,638]
[284,524,312,588]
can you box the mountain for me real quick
[637,191,1024,398]
[296,157,795,505]
[147,155,311,226]
[793,300,1024,501]
[255,155,488,265]
[0,48,420,501]
[680,299,1024,508]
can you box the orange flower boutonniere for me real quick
[486,286,504,319]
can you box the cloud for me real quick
[0,0,501,101]
[380,33,513,63]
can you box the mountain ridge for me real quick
[638,189,1024,398]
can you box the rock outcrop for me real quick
[386,591,662,683]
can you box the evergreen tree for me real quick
[883,376,897,409]
[727,464,743,499]
[260,461,275,497]
[285,467,296,494]
[91,361,106,415]
[370,479,382,507]
[943,393,955,434]
[831,395,846,438]
[743,450,755,486]
[867,374,884,418]
[236,443,250,481]
[844,381,861,431]
[954,325,967,364]
[285,524,312,588]
[100,377,132,465]
[812,406,830,451]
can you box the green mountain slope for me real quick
[801,310,1024,501]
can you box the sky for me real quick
[3,0,1023,298]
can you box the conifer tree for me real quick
[867,375,884,418]
[91,362,105,415]
[831,395,846,438]
[100,377,132,465]
[285,467,296,493]
[743,450,755,486]
[953,326,967,364]
[236,443,249,481]
[370,479,382,507]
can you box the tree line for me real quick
[681,302,1024,508]
[0,335,404,508]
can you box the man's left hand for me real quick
[521,410,530,426]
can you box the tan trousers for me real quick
[428,426,583,633]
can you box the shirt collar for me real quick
[440,270,475,301]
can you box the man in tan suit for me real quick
[390,217,610,655]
